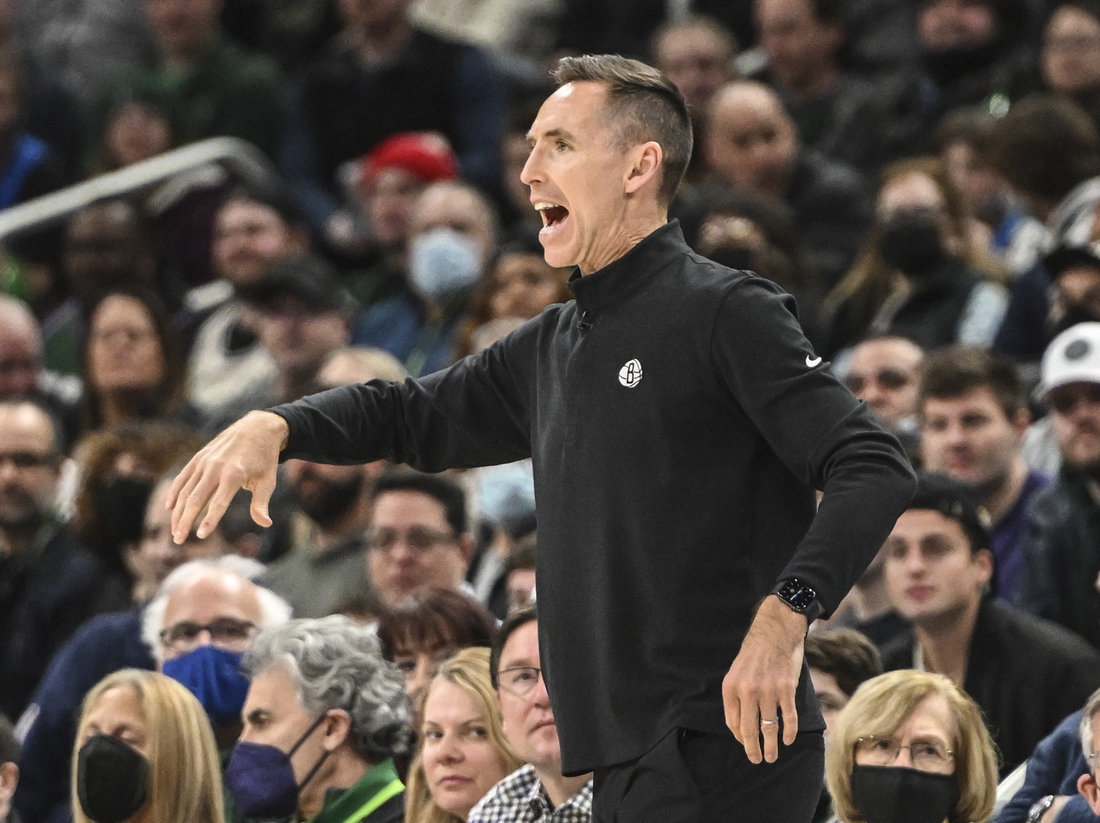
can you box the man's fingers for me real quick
[171,467,213,543]
[165,460,194,513]
[760,712,781,763]
[724,690,743,743]
[739,699,764,764]
[196,479,238,539]
[248,468,278,528]
[780,683,799,746]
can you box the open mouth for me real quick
[535,202,569,229]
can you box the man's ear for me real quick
[973,548,995,589]
[1011,407,1032,438]
[322,709,352,752]
[1080,771,1100,814]
[0,760,19,816]
[623,141,663,195]
[458,533,476,564]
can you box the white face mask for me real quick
[407,227,482,301]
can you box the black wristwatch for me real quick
[1027,794,1056,823]
[771,577,822,623]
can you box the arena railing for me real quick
[0,137,277,240]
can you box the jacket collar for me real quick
[567,221,687,314]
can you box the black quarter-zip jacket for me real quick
[270,221,916,774]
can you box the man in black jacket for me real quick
[170,54,915,823]
[881,471,1100,775]
[0,399,116,721]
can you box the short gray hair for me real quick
[142,555,292,661]
[1081,686,1100,759]
[243,616,414,760]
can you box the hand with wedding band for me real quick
[722,595,808,764]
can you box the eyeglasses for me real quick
[159,617,258,652]
[855,736,955,772]
[845,368,913,395]
[497,666,542,698]
[0,451,56,469]
[1087,750,1100,775]
[367,527,457,553]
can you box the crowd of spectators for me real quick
[12,0,1100,821]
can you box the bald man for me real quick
[0,296,81,447]
[703,80,871,285]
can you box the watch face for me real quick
[777,578,817,611]
[1028,796,1054,822]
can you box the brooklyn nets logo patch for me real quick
[618,359,643,388]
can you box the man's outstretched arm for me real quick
[169,326,538,543]
[168,410,289,543]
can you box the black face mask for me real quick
[77,734,150,823]
[851,764,958,823]
[879,212,949,278]
[922,39,1002,87]
[93,477,153,548]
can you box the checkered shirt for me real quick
[467,764,593,823]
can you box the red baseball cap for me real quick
[359,132,458,193]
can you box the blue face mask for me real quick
[408,227,482,301]
[162,645,250,726]
[224,714,331,819]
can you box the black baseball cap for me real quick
[908,471,993,552]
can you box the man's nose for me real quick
[902,550,927,574]
[520,150,539,187]
[943,421,967,445]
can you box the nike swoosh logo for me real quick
[806,355,822,367]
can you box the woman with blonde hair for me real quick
[405,647,524,823]
[820,156,1008,361]
[72,669,224,823]
[825,669,999,823]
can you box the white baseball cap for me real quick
[1037,322,1100,401]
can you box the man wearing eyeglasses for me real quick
[0,399,114,724]
[144,556,291,748]
[844,336,924,458]
[366,471,474,609]
[469,607,592,823]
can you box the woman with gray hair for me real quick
[225,615,414,823]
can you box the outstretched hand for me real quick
[722,595,808,764]
[167,410,290,544]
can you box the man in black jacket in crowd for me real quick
[169,54,915,823]
[881,471,1100,775]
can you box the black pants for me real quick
[592,728,825,823]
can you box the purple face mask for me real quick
[224,713,331,819]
